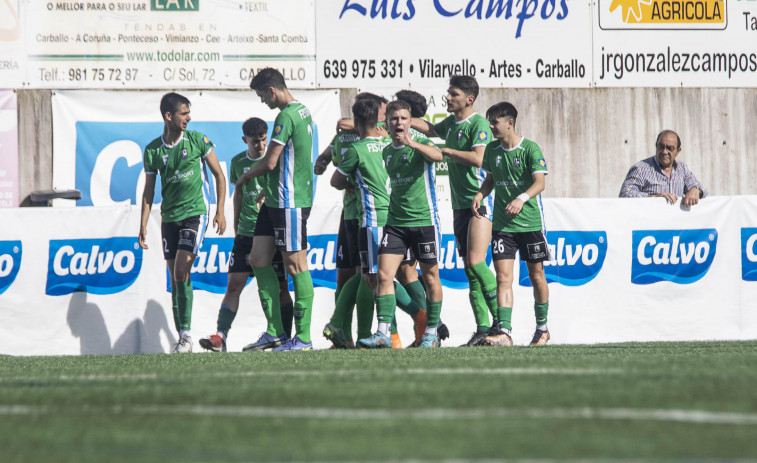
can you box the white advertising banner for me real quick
[0,89,18,207]
[51,89,342,208]
[1,0,316,89]
[2,1,756,89]
[0,196,755,356]
[315,0,593,89]
[593,0,757,87]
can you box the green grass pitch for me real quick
[1,341,756,462]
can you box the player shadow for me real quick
[112,299,176,354]
[67,294,176,354]
[67,292,112,355]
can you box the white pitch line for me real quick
[0,367,621,383]
[2,404,756,426]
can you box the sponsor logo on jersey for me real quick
[46,238,142,296]
[631,229,717,285]
[513,157,520,167]
[477,131,489,142]
[539,159,546,168]
[519,231,607,287]
[741,228,757,281]
[273,124,283,135]
[202,136,212,145]
[401,153,408,163]
[181,148,188,159]
[0,241,22,295]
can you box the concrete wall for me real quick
[16,88,757,204]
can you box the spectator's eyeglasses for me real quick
[656,143,677,152]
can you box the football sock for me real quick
[375,294,396,326]
[255,265,284,336]
[497,306,513,332]
[425,300,442,335]
[356,278,375,339]
[403,279,427,310]
[330,273,360,329]
[171,289,180,332]
[216,304,236,336]
[465,268,491,332]
[280,301,294,338]
[343,301,354,342]
[535,301,549,331]
[291,270,315,343]
[393,281,420,317]
[175,280,193,331]
[469,262,499,323]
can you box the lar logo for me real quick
[151,0,199,11]
[46,238,143,296]
[599,0,726,29]
[0,241,22,295]
[631,229,717,285]
[741,228,757,281]
[519,231,607,287]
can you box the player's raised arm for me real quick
[204,148,227,235]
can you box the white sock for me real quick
[179,330,191,339]
[425,326,438,336]
[378,322,390,335]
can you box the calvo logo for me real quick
[0,241,22,295]
[46,238,142,295]
[632,229,718,285]
[519,231,607,287]
[741,228,757,281]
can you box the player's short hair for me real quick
[355,92,388,104]
[394,90,427,118]
[486,102,518,126]
[250,68,287,91]
[449,75,479,99]
[385,99,412,118]
[242,117,268,137]
[352,98,380,128]
[160,92,190,118]
[655,130,681,149]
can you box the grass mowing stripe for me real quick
[3,405,757,425]
[0,367,621,383]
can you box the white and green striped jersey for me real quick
[267,101,314,209]
[337,136,391,228]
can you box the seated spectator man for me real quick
[619,130,707,206]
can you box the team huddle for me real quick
[139,68,551,353]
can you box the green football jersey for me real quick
[267,101,314,209]
[229,151,264,237]
[332,130,361,220]
[482,138,548,233]
[383,138,440,228]
[434,113,492,210]
[143,130,213,223]
[337,136,391,227]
